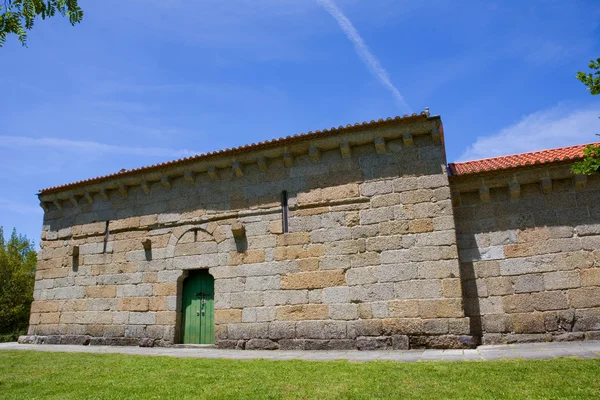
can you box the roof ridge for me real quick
[40,112,432,194]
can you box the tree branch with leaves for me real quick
[571,58,600,175]
[0,0,83,47]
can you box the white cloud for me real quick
[459,105,600,161]
[0,136,198,159]
[315,0,410,112]
[0,199,43,215]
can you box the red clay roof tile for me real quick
[448,143,600,176]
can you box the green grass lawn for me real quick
[0,350,598,399]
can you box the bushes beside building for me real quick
[0,228,36,342]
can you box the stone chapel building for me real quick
[21,111,600,350]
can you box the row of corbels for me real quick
[40,129,441,211]
[454,174,588,205]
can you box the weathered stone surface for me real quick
[246,339,279,350]
[296,320,347,339]
[215,309,242,324]
[276,304,329,321]
[281,270,346,290]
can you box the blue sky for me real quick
[2,0,600,244]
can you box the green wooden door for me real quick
[182,270,214,344]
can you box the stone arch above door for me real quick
[164,223,228,269]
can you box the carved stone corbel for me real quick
[184,171,195,184]
[340,142,351,159]
[283,152,294,167]
[309,146,321,163]
[232,161,243,177]
[374,137,386,154]
[207,166,218,180]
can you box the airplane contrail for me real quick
[315,0,411,112]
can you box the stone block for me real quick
[580,268,600,287]
[347,320,382,337]
[296,320,347,339]
[281,270,346,290]
[394,280,441,299]
[328,304,358,320]
[118,297,149,312]
[264,290,308,306]
[322,286,350,304]
[321,183,360,202]
[227,323,269,340]
[29,301,57,314]
[215,278,245,293]
[442,278,462,298]
[418,260,460,280]
[242,307,276,323]
[276,304,328,321]
[371,193,403,208]
[392,177,418,192]
[153,282,177,297]
[485,277,513,296]
[472,261,500,278]
[346,267,377,286]
[268,321,296,339]
[378,221,409,236]
[419,299,464,318]
[360,208,394,225]
[500,256,556,276]
[350,283,395,302]
[298,258,320,272]
[230,291,263,308]
[228,249,266,266]
[531,291,569,311]
[482,314,512,333]
[568,287,600,308]
[129,312,156,325]
[376,264,418,282]
[350,253,380,268]
[392,334,410,350]
[409,219,434,233]
[511,313,545,334]
[215,309,242,324]
[502,294,534,313]
[246,339,279,350]
[357,336,391,350]
[388,300,420,318]
[245,276,281,291]
[117,284,153,298]
[543,271,581,290]
[382,318,424,335]
[513,274,544,293]
[360,180,393,197]
[573,308,600,331]
[276,232,310,247]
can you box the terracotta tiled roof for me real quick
[448,143,600,176]
[40,112,432,194]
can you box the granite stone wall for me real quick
[24,117,475,349]
[452,168,600,344]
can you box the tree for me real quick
[0,227,37,342]
[0,0,83,47]
[571,58,600,175]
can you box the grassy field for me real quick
[0,350,598,399]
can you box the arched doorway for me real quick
[181,270,215,344]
